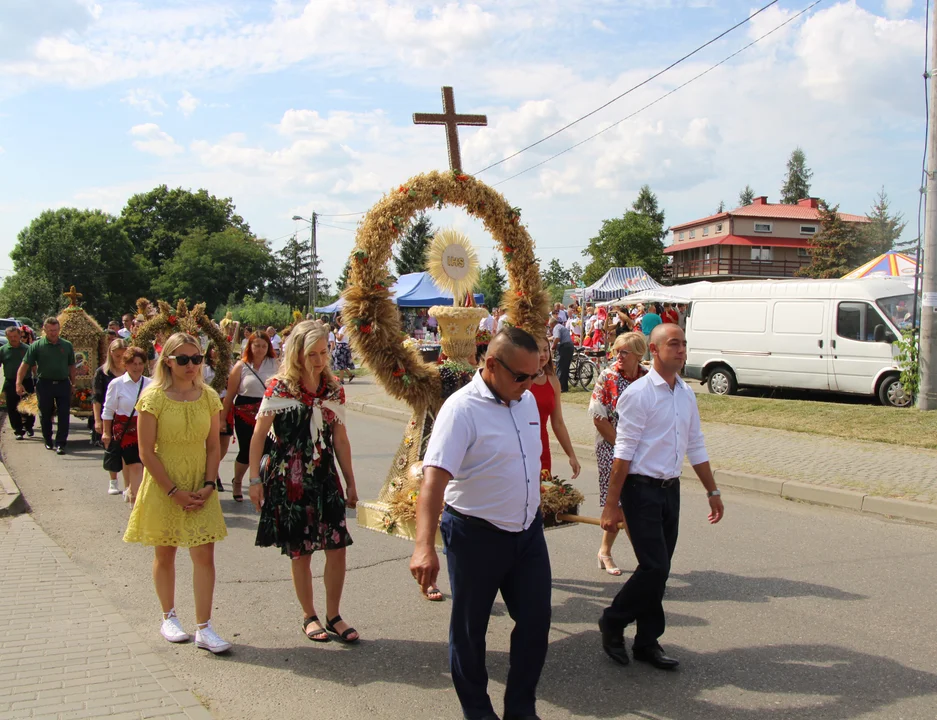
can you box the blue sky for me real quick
[0,0,926,293]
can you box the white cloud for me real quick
[591,19,611,33]
[122,88,166,116]
[177,90,200,117]
[884,0,914,19]
[129,123,183,156]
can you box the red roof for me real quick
[670,198,868,231]
[665,235,810,254]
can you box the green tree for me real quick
[394,212,434,275]
[861,187,907,258]
[541,258,569,288]
[716,200,726,213]
[0,273,59,321]
[780,147,813,204]
[582,212,667,284]
[797,202,864,279]
[153,227,274,313]
[213,297,293,329]
[632,184,666,240]
[738,184,755,207]
[335,260,352,293]
[9,208,143,320]
[120,185,250,286]
[568,262,585,286]
[268,234,311,311]
[475,258,507,307]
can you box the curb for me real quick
[346,400,937,527]
[0,454,26,517]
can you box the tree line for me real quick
[0,185,335,323]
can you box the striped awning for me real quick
[582,267,663,302]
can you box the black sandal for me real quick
[303,615,331,642]
[325,615,359,644]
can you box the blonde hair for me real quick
[148,333,205,392]
[275,320,339,396]
[102,338,129,375]
[612,331,648,358]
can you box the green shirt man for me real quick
[17,319,77,392]
[0,340,28,384]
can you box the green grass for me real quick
[562,384,937,449]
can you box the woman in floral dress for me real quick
[249,321,360,645]
[588,331,647,576]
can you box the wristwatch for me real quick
[249,477,263,487]
[707,489,721,498]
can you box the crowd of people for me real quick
[4,305,723,720]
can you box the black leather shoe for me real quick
[26,429,35,437]
[598,617,629,666]
[55,446,65,455]
[14,433,24,441]
[633,645,679,670]
[44,443,54,450]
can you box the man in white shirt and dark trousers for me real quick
[599,323,724,670]
[411,328,550,720]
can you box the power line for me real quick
[491,0,825,188]
[316,211,366,217]
[317,222,356,232]
[472,0,780,176]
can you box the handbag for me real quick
[102,380,144,472]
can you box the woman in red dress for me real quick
[530,334,581,481]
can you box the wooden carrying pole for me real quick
[555,513,626,531]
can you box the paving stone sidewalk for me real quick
[343,379,937,505]
[0,515,213,720]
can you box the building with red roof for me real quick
[665,196,869,283]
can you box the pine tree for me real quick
[716,200,725,214]
[335,260,352,292]
[394,212,434,275]
[780,147,813,204]
[475,258,507,307]
[738,185,755,207]
[632,184,666,240]
[861,187,908,258]
[269,234,311,310]
[797,202,864,279]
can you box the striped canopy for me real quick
[842,251,918,282]
[582,267,663,302]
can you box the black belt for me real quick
[38,378,70,384]
[627,473,680,489]
[444,504,523,535]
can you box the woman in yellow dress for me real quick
[124,332,231,654]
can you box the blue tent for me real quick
[315,272,483,313]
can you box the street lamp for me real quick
[292,213,318,317]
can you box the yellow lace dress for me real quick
[123,386,228,547]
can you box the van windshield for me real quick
[876,293,919,332]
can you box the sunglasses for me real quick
[168,353,204,366]
[494,357,544,383]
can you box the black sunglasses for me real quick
[494,357,543,383]
[168,353,204,366]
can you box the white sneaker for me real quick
[123,488,131,503]
[160,610,190,643]
[108,479,121,495]
[195,620,232,654]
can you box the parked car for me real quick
[683,278,915,408]
[0,318,23,346]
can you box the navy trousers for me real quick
[3,379,34,435]
[36,379,71,447]
[602,478,680,649]
[441,509,552,720]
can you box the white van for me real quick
[683,278,916,407]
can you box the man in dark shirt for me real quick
[17,317,76,455]
[0,327,35,439]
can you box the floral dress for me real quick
[255,377,352,558]
[588,362,646,507]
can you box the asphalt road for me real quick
[4,412,937,720]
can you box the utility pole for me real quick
[920,2,937,410]
[308,212,318,317]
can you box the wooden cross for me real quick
[413,86,487,173]
[63,285,82,307]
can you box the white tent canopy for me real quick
[595,282,712,307]
[582,267,662,302]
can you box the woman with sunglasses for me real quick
[531,334,581,483]
[221,331,278,502]
[249,321,359,645]
[588,331,648,575]
[124,332,231,654]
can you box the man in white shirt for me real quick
[554,303,568,324]
[265,326,282,355]
[411,328,550,720]
[118,313,133,339]
[478,309,494,334]
[599,323,724,670]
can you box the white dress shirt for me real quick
[423,371,542,532]
[102,374,152,420]
[496,315,509,333]
[478,315,494,333]
[613,367,708,479]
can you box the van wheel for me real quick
[878,375,911,408]
[707,367,737,396]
